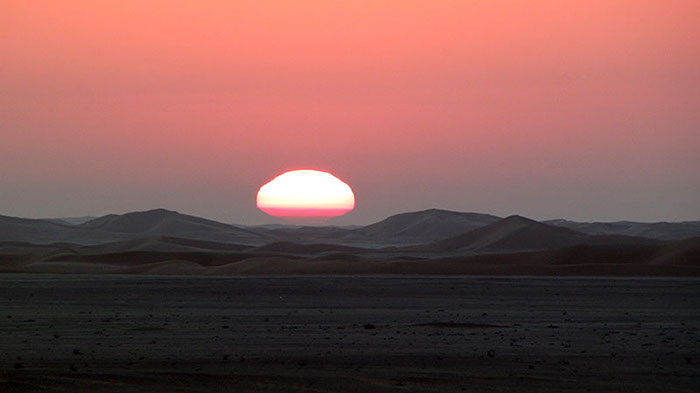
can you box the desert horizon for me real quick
[3,1,699,391]
[3,207,698,393]
[1,207,699,277]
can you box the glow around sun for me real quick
[256,169,355,220]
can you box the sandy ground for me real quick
[1,274,699,392]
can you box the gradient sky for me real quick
[1,1,699,225]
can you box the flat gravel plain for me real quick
[1,274,699,392]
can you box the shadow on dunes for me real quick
[308,252,367,261]
[428,237,700,275]
[253,241,370,255]
[424,215,588,252]
[78,236,254,253]
[209,256,308,275]
[117,260,208,275]
[40,250,287,268]
[1,232,698,276]
[534,237,700,266]
[18,262,120,274]
[546,218,700,241]
[648,237,700,265]
[251,226,353,244]
[415,215,660,254]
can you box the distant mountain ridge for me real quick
[0,214,104,245]
[2,208,699,276]
[1,208,699,248]
[81,208,238,233]
[0,209,270,245]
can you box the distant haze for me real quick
[1,1,699,225]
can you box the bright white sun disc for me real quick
[256,169,355,219]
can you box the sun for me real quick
[256,169,355,220]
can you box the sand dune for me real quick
[2,208,699,248]
[0,209,271,245]
[253,241,370,255]
[350,209,501,243]
[1,209,699,277]
[413,215,660,253]
[423,215,588,252]
[77,236,254,253]
[2,237,698,276]
[546,218,700,240]
[117,259,208,275]
[250,225,355,244]
[647,236,700,265]
[0,214,101,244]
[79,209,270,244]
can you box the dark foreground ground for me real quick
[1,274,699,392]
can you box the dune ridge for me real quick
[1,236,698,276]
[1,209,699,276]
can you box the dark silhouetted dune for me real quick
[308,252,366,262]
[118,259,208,275]
[80,208,217,233]
[349,209,501,244]
[253,241,369,255]
[78,236,253,253]
[1,208,699,276]
[40,250,268,268]
[80,209,268,244]
[0,209,271,245]
[546,219,700,240]
[3,208,698,249]
[532,244,662,266]
[435,237,700,269]
[426,215,588,252]
[647,236,700,265]
[0,214,85,244]
[1,235,698,276]
[250,225,354,244]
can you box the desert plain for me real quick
[2,274,699,393]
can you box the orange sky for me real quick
[1,1,699,223]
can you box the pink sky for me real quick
[1,1,699,224]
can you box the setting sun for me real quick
[256,169,355,220]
